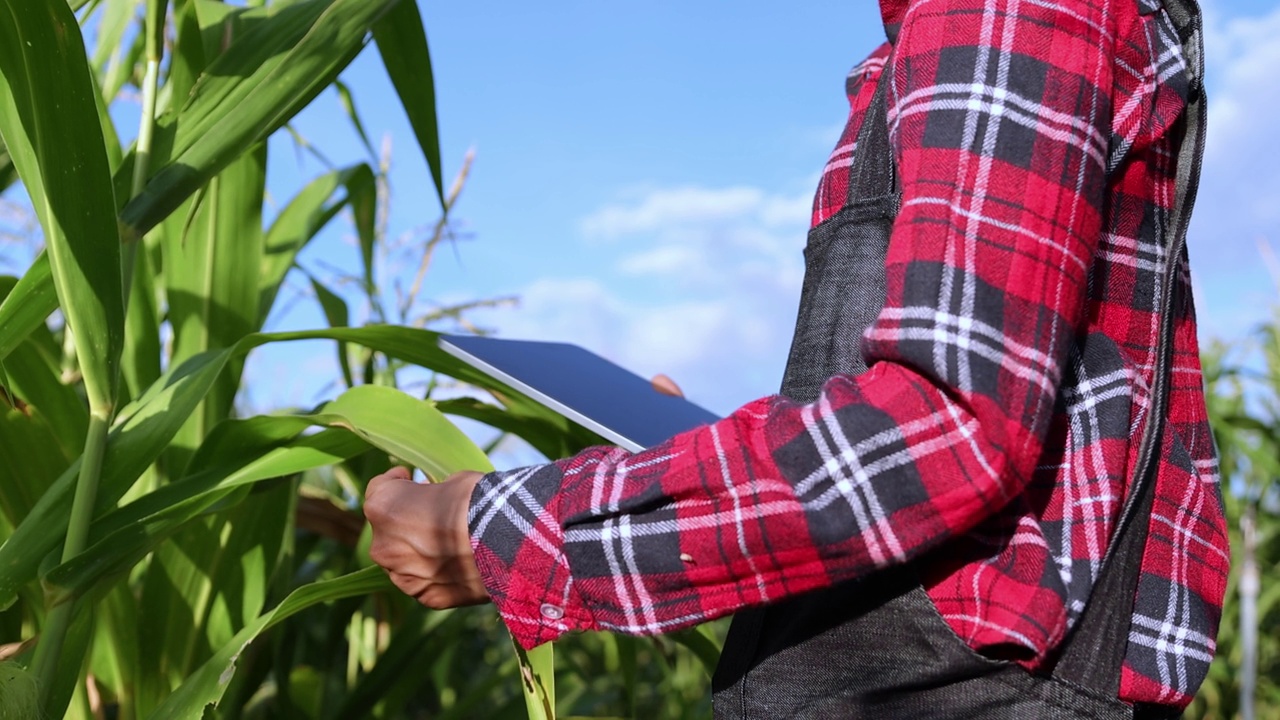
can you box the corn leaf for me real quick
[164,144,266,467]
[333,80,377,162]
[307,274,356,389]
[0,404,72,528]
[0,253,58,365]
[90,583,140,720]
[436,396,604,461]
[293,384,555,719]
[0,133,16,192]
[0,323,591,610]
[145,566,392,720]
[0,282,88,456]
[0,340,85,457]
[98,17,144,107]
[257,166,358,328]
[46,427,366,605]
[0,348,234,610]
[345,162,378,298]
[161,0,208,116]
[138,478,295,698]
[118,0,399,240]
[121,235,162,403]
[40,596,95,719]
[299,384,493,481]
[89,0,138,73]
[0,0,124,413]
[192,0,270,60]
[261,325,586,452]
[372,0,445,206]
[668,627,723,678]
[259,326,525,402]
[89,69,123,173]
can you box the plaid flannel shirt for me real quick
[468,0,1230,708]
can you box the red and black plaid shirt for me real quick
[468,0,1229,709]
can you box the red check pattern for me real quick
[468,0,1229,709]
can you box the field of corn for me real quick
[0,1,1274,718]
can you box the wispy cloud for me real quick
[479,184,813,415]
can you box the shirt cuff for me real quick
[467,463,593,649]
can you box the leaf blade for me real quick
[372,0,445,206]
[118,0,399,239]
[0,0,124,412]
[145,566,392,720]
[0,253,58,365]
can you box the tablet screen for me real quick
[438,334,722,452]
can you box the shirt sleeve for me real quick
[469,0,1116,650]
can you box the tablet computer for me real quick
[437,334,722,452]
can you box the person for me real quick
[364,0,1229,716]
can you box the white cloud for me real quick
[617,245,704,276]
[478,184,813,416]
[580,186,811,241]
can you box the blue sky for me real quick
[246,0,1280,429]
[253,0,893,415]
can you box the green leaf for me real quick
[0,252,58,366]
[333,79,377,162]
[89,67,123,173]
[258,325,535,407]
[308,273,355,389]
[667,627,723,678]
[98,17,144,107]
[161,0,208,115]
[344,162,378,298]
[257,166,357,328]
[372,0,445,207]
[326,608,444,720]
[0,293,88,456]
[39,596,96,720]
[192,0,268,62]
[164,143,266,462]
[0,349,233,610]
[88,583,140,720]
[46,425,366,605]
[138,478,295,699]
[0,403,73,528]
[436,396,603,461]
[0,0,125,413]
[121,234,162,403]
[293,381,556,719]
[300,384,493,480]
[144,566,392,720]
[0,131,16,192]
[118,0,399,241]
[89,0,139,73]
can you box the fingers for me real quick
[651,373,684,398]
[365,465,412,504]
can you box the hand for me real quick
[365,467,491,609]
[651,373,684,397]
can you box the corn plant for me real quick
[1189,338,1280,720]
[0,0,584,717]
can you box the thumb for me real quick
[651,373,684,398]
[366,466,413,502]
